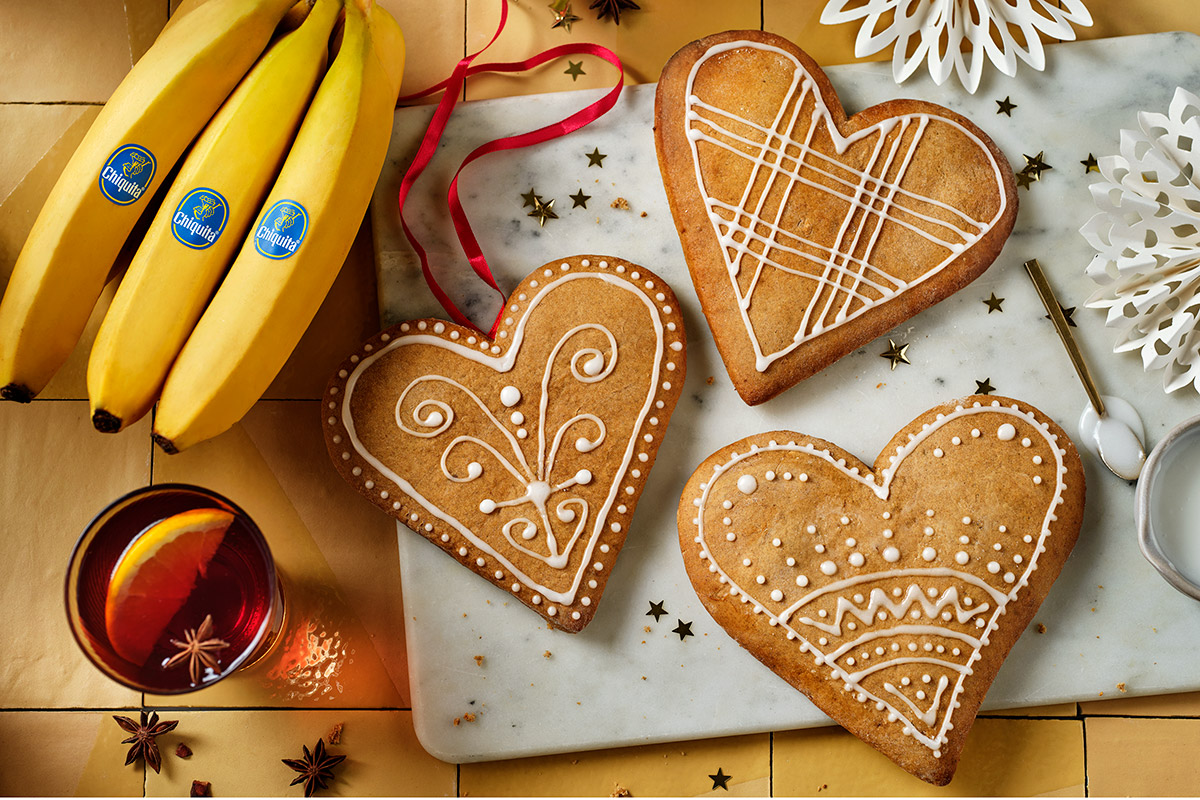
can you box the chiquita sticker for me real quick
[171,188,229,250]
[98,144,157,206]
[254,199,308,259]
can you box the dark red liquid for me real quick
[69,486,278,693]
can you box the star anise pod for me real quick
[589,0,639,24]
[113,710,179,774]
[282,738,347,797]
[165,614,230,685]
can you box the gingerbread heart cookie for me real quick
[325,256,686,632]
[655,31,1018,405]
[677,397,1084,784]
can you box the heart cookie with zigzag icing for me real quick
[676,396,1084,784]
[655,31,1018,405]
[325,256,686,632]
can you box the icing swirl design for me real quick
[323,257,686,631]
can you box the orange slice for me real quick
[104,507,234,666]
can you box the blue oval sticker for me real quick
[171,188,229,250]
[254,200,308,260]
[99,144,156,206]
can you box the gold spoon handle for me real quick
[1023,259,1107,416]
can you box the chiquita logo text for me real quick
[172,188,229,250]
[255,199,308,260]
[99,144,157,206]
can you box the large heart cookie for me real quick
[325,256,686,632]
[676,397,1084,784]
[655,31,1018,405]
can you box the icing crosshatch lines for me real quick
[685,401,1072,756]
[684,41,1009,371]
[326,259,686,630]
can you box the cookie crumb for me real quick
[639,211,647,218]
[328,722,343,745]
[463,712,476,723]
[612,785,632,797]
[611,197,630,210]
[644,626,652,633]
[1036,623,1046,634]
[175,743,192,759]
[706,376,714,385]
[543,650,552,659]
[190,780,211,797]
[474,655,484,667]
[817,784,828,793]
[453,717,461,726]
[1118,682,1127,693]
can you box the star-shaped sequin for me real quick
[569,189,591,208]
[880,339,910,370]
[520,188,541,208]
[1015,169,1036,190]
[996,96,1017,116]
[709,768,732,790]
[975,378,996,395]
[1022,151,1052,180]
[1081,153,1100,173]
[1046,303,1077,327]
[564,60,585,81]
[527,196,558,226]
[983,292,1004,313]
[550,2,581,31]
[586,147,607,167]
[646,600,667,621]
[673,620,694,640]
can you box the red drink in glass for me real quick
[66,484,283,693]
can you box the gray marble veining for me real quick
[369,32,1200,763]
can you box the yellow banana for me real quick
[153,0,405,453]
[88,0,341,433]
[0,0,297,403]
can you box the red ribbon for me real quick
[395,1,625,337]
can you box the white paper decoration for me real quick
[819,0,1093,94]
[1080,87,1200,395]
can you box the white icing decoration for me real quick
[883,547,900,563]
[997,423,1016,441]
[690,401,1069,753]
[684,40,1008,372]
[737,474,758,495]
[339,268,672,607]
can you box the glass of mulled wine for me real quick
[66,484,284,693]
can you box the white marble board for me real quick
[368,33,1200,763]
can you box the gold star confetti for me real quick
[548,0,581,31]
[880,339,910,370]
[1015,168,1036,190]
[1045,303,1077,328]
[569,189,591,208]
[564,60,585,81]
[586,147,607,167]
[1022,151,1052,180]
[996,96,1017,116]
[527,196,558,226]
[983,292,1004,313]
[520,188,541,209]
[975,378,996,395]
[1081,153,1099,173]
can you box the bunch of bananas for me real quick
[0,0,405,452]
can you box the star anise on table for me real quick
[164,614,230,685]
[282,738,347,797]
[590,0,639,24]
[113,710,179,774]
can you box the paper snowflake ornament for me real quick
[1080,88,1200,395]
[820,0,1092,94]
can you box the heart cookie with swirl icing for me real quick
[677,396,1084,784]
[325,256,686,632]
[655,31,1018,405]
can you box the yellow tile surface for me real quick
[144,709,456,796]
[380,0,467,101]
[773,718,1084,796]
[1081,689,1200,717]
[460,733,770,797]
[983,702,1077,718]
[1086,717,1200,796]
[150,402,406,708]
[763,0,877,68]
[0,711,145,796]
[0,401,147,709]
